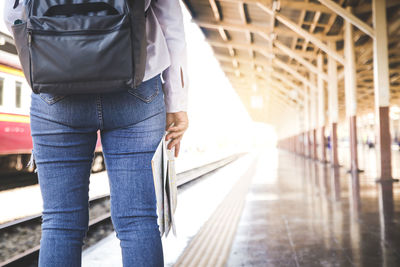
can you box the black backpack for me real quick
[11,0,147,94]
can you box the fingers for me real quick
[166,132,182,157]
[166,130,185,141]
[165,121,187,141]
[166,124,187,133]
[165,122,175,131]
[165,120,175,131]
[174,142,180,157]
[165,112,188,158]
[167,135,182,151]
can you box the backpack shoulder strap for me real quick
[13,0,20,9]
[127,0,147,87]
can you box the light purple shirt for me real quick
[3,0,188,113]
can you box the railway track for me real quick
[0,194,112,267]
[0,172,38,191]
[0,153,245,267]
[0,153,105,192]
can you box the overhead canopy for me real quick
[182,0,400,126]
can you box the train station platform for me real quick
[2,0,400,266]
[82,147,400,266]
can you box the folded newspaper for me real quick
[151,130,177,237]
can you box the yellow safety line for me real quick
[0,113,30,123]
[174,156,258,267]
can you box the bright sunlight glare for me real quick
[0,3,277,172]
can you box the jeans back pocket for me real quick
[39,93,68,105]
[128,75,160,103]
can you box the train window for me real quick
[0,78,3,106]
[15,81,22,108]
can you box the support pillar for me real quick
[318,53,327,163]
[311,74,318,161]
[328,42,339,167]
[331,123,339,165]
[304,84,312,158]
[349,115,359,171]
[372,0,395,181]
[293,136,296,154]
[308,130,312,158]
[344,7,359,173]
[297,134,300,154]
[297,134,300,155]
[313,128,318,160]
[320,126,326,161]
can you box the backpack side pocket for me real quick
[12,22,35,93]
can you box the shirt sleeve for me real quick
[152,0,189,113]
[3,1,25,34]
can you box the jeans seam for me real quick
[96,95,104,129]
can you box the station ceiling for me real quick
[182,0,400,126]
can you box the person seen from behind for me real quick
[4,0,189,266]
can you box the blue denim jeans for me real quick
[30,74,165,267]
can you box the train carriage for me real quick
[0,43,34,173]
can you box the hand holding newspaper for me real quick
[151,124,178,237]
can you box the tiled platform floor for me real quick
[82,152,257,266]
[82,147,400,266]
[227,148,400,267]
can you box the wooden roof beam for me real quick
[318,0,375,38]
[222,65,267,76]
[215,54,273,67]
[209,0,237,61]
[193,19,341,41]
[216,54,312,92]
[224,59,301,89]
[238,2,253,58]
[194,19,271,36]
[201,22,336,80]
[256,3,345,65]
[354,0,400,14]
[232,72,305,101]
[269,80,304,103]
[273,58,317,91]
[228,75,297,103]
[220,0,333,14]
[208,40,274,59]
[216,52,313,81]
[274,40,329,81]
[233,80,300,108]
[269,91,299,109]
[270,77,305,100]
[209,0,221,21]
[210,40,316,59]
[271,72,304,97]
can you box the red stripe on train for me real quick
[0,121,32,154]
[0,121,102,155]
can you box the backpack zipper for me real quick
[27,30,35,92]
[28,31,32,45]
[27,23,128,36]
